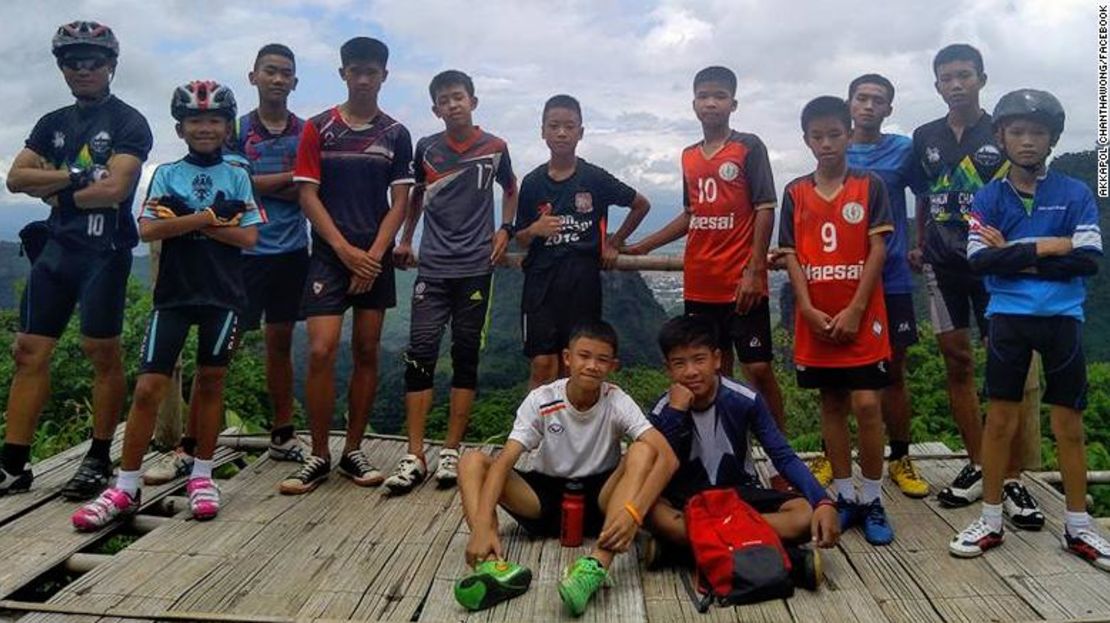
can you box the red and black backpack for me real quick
[682,487,794,610]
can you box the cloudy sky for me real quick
[0,0,1098,240]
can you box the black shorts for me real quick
[665,484,803,514]
[300,248,396,317]
[505,468,614,538]
[986,314,1087,409]
[19,240,132,339]
[885,293,919,350]
[924,264,989,336]
[404,274,493,391]
[796,360,890,390]
[241,249,310,331]
[138,306,240,375]
[521,256,602,357]
[684,298,774,363]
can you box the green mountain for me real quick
[301,266,669,433]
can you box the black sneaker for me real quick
[1003,481,1045,531]
[278,455,330,495]
[0,463,33,495]
[337,449,384,487]
[60,455,112,501]
[937,463,983,508]
[787,546,823,591]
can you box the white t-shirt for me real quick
[508,378,654,479]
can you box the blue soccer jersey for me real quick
[230,110,307,255]
[847,134,915,295]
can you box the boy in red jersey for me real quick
[625,66,790,489]
[778,96,894,545]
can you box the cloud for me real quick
[0,0,1098,235]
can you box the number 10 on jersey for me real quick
[87,213,105,237]
[696,177,718,203]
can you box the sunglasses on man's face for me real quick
[60,56,110,72]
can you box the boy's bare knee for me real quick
[459,450,491,476]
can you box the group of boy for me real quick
[453,44,1110,615]
[0,19,1106,618]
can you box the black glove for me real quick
[153,195,192,217]
[209,191,247,221]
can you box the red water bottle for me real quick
[561,481,585,547]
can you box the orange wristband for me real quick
[624,502,643,526]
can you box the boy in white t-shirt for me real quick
[453,321,678,616]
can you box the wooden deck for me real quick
[1,436,1109,622]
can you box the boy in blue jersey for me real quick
[143,44,308,487]
[843,74,929,498]
[950,90,1110,570]
[645,315,838,582]
[236,44,308,461]
[71,81,263,530]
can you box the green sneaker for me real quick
[453,559,532,611]
[558,556,608,617]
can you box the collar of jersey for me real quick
[185,150,224,167]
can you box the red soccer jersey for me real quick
[681,131,777,303]
[778,170,894,367]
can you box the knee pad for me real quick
[404,353,436,392]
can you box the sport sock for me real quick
[834,478,856,502]
[982,502,1003,533]
[1066,510,1092,537]
[116,470,141,496]
[859,476,882,504]
[191,459,214,480]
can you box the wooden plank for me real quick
[912,448,1110,620]
[0,427,128,528]
[0,444,239,600]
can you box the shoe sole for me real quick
[436,475,458,488]
[338,468,384,487]
[949,546,986,558]
[455,571,532,611]
[937,493,979,508]
[278,476,326,495]
[1065,545,1110,572]
[0,485,32,496]
[1007,517,1045,532]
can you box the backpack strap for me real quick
[680,567,713,614]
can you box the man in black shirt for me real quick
[1,21,152,499]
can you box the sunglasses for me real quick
[60,56,110,71]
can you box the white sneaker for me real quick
[269,436,309,463]
[949,517,1004,558]
[142,450,194,486]
[383,453,427,496]
[435,448,460,486]
[1064,527,1110,571]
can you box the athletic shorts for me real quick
[684,298,774,363]
[138,305,240,375]
[665,483,803,513]
[885,293,919,350]
[405,274,493,391]
[986,314,1087,409]
[300,248,396,317]
[240,249,309,331]
[19,240,132,339]
[505,468,615,538]
[923,264,989,336]
[796,360,890,390]
[520,255,602,357]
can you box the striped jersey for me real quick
[414,127,515,278]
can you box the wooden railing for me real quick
[150,250,1046,473]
